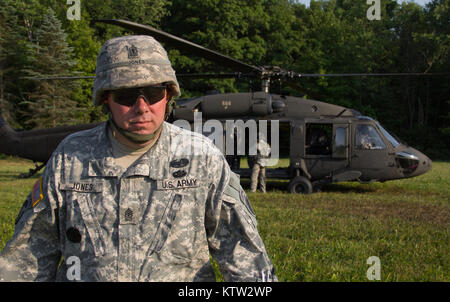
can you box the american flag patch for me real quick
[31,176,43,207]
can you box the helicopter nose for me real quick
[395,148,432,178]
[415,151,432,176]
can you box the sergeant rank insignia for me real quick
[127,44,139,59]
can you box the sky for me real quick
[294,0,433,7]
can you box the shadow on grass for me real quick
[0,171,25,181]
[240,178,289,192]
[0,171,42,182]
[241,177,377,194]
[319,183,376,194]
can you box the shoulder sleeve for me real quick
[0,153,62,281]
[205,155,277,282]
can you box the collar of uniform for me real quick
[121,122,170,179]
[87,122,170,179]
[88,122,124,177]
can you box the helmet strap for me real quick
[108,117,163,144]
[164,96,176,120]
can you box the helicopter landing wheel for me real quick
[312,183,323,193]
[288,176,313,194]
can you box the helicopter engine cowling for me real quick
[201,91,272,118]
[200,92,252,118]
[173,92,275,121]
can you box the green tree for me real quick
[0,0,42,128]
[83,0,172,42]
[55,0,172,122]
[22,8,81,128]
[0,1,17,122]
[163,0,301,95]
[64,11,103,123]
[390,0,449,135]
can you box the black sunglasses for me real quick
[110,84,167,107]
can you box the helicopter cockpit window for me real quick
[376,122,400,148]
[306,123,332,155]
[355,124,386,150]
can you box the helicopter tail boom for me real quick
[0,115,101,163]
[0,115,22,158]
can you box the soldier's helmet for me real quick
[93,35,180,106]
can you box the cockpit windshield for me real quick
[376,122,400,148]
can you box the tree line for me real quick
[0,0,448,159]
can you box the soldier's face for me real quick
[106,87,168,135]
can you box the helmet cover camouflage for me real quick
[93,35,181,106]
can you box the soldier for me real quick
[0,35,277,282]
[357,125,374,150]
[249,137,271,193]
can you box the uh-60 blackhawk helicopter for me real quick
[0,19,438,193]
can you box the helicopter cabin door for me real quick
[332,124,349,161]
[303,121,349,180]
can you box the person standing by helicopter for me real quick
[249,137,271,193]
[0,35,276,282]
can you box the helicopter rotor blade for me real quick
[280,78,324,100]
[260,70,450,80]
[94,19,261,75]
[94,20,450,84]
[23,73,256,81]
[297,73,450,77]
[24,76,95,80]
[23,72,449,82]
[177,72,256,79]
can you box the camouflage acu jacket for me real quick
[0,122,276,282]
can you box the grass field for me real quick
[0,156,448,281]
